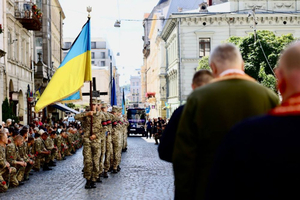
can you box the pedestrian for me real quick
[172,43,279,200]
[158,69,213,162]
[206,41,300,200]
[146,119,152,139]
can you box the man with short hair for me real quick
[158,70,213,161]
[32,130,51,171]
[173,43,279,199]
[45,131,57,167]
[206,41,300,200]
[0,130,19,192]
[102,102,112,178]
[19,129,34,181]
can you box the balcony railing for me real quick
[14,1,42,31]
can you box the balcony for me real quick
[14,1,42,31]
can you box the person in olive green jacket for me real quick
[173,43,279,200]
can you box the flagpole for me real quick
[87,6,93,136]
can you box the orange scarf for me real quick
[210,72,256,84]
[269,93,300,116]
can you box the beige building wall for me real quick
[3,0,35,125]
[51,0,65,69]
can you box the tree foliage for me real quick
[197,56,210,71]
[66,103,76,109]
[2,98,19,123]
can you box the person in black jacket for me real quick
[158,70,213,162]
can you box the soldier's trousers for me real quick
[99,133,106,175]
[83,141,101,181]
[111,129,121,170]
[34,154,49,170]
[14,165,25,182]
[123,130,128,150]
[104,134,112,172]
[0,167,18,192]
[24,163,33,178]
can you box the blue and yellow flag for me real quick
[122,89,125,115]
[35,19,92,112]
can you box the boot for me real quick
[112,169,118,174]
[24,175,29,181]
[49,160,56,167]
[108,167,113,172]
[103,172,109,178]
[99,172,104,177]
[43,163,52,171]
[96,177,102,183]
[90,181,96,188]
[85,179,91,189]
[117,165,121,172]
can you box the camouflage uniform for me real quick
[54,134,66,160]
[18,141,33,180]
[104,112,113,173]
[110,106,122,170]
[33,136,49,170]
[97,109,107,176]
[122,118,129,150]
[75,109,101,182]
[0,145,18,192]
[6,141,25,182]
[45,137,56,162]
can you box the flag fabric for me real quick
[35,19,92,112]
[110,77,117,106]
[35,88,41,101]
[122,89,125,115]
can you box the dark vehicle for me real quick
[127,108,146,137]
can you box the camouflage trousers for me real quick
[34,154,49,170]
[50,148,57,161]
[122,129,128,150]
[111,129,121,170]
[83,140,101,181]
[0,167,18,192]
[24,163,33,179]
[99,133,106,175]
[14,165,25,182]
[104,134,112,172]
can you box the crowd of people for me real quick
[0,117,83,193]
[159,42,300,199]
[0,98,129,192]
[145,117,168,144]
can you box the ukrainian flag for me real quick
[35,19,92,112]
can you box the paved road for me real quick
[0,137,174,200]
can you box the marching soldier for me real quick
[122,116,129,152]
[110,106,122,174]
[75,99,101,189]
[102,102,112,178]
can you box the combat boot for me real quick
[90,181,96,188]
[96,177,102,183]
[49,160,56,167]
[85,179,91,189]
[103,172,109,178]
[112,169,118,174]
[43,163,52,171]
[117,165,121,172]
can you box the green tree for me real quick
[2,98,19,123]
[66,103,76,109]
[227,30,295,92]
[197,56,210,71]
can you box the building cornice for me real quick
[161,19,177,41]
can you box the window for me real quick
[133,97,135,102]
[92,61,95,65]
[132,82,135,86]
[64,42,71,49]
[91,52,95,59]
[101,52,105,59]
[133,89,135,94]
[101,61,105,66]
[199,38,211,58]
[137,97,139,102]
[137,89,139,94]
[91,42,96,49]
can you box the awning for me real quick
[51,103,80,114]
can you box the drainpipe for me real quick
[177,18,182,105]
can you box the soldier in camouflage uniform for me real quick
[75,98,101,189]
[32,130,51,171]
[122,116,129,152]
[57,131,68,160]
[104,104,113,177]
[116,107,124,171]
[6,135,26,184]
[96,98,108,182]
[19,129,34,181]
[0,130,19,192]
[110,106,122,173]
[45,132,57,167]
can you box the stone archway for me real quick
[18,90,24,124]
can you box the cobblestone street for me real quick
[0,137,174,200]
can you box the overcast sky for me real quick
[60,0,158,86]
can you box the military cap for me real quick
[112,106,118,113]
[92,97,98,105]
[118,107,122,113]
[34,127,39,132]
[97,98,102,104]
[101,102,107,108]
[38,129,45,135]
